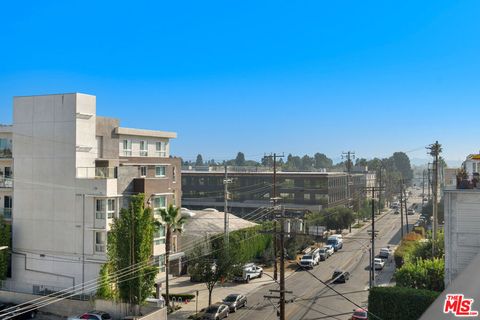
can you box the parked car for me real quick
[0,303,38,320]
[327,235,343,251]
[379,247,391,259]
[407,208,415,215]
[234,263,263,283]
[202,304,229,320]
[331,270,350,283]
[68,311,112,320]
[351,308,368,320]
[299,254,315,269]
[324,245,334,256]
[318,247,330,261]
[393,209,400,214]
[374,258,385,270]
[222,294,247,312]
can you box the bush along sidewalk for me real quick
[368,286,440,320]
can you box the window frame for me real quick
[140,166,147,177]
[95,231,106,253]
[155,141,167,157]
[122,139,132,156]
[155,166,166,177]
[139,140,148,157]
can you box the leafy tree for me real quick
[97,264,114,299]
[195,154,204,166]
[235,152,246,166]
[188,243,239,306]
[390,152,413,181]
[322,206,355,231]
[0,216,10,280]
[261,156,273,167]
[395,258,445,292]
[107,194,158,307]
[313,153,333,169]
[159,205,186,308]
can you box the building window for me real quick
[156,142,167,157]
[172,166,176,182]
[0,139,12,158]
[4,167,12,178]
[140,166,147,177]
[122,140,132,156]
[154,225,166,245]
[107,199,115,219]
[96,199,106,219]
[155,166,166,177]
[154,254,166,272]
[95,232,106,253]
[283,179,294,188]
[140,141,148,157]
[304,194,311,200]
[153,196,167,215]
[3,196,12,218]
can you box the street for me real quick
[227,189,423,320]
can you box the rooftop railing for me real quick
[76,167,117,179]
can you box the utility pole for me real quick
[223,165,233,246]
[427,163,431,201]
[422,169,426,208]
[265,152,284,281]
[365,186,381,287]
[378,167,383,214]
[427,141,442,255]
[279,205,286,320]
[404,182,409,234]
[342,151,355,232]
[400,184,404,239]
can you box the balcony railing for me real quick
[0,208,12,219]
[0,178,12,188]
[76,167,117,179]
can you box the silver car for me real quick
[222,294,247,312]
[202,304,229,320]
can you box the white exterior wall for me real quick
[444,189,480,286]
[464,159,480,180]
[11,93,115,292]
[0,128,13,219]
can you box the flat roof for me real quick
[182,170,354,176]
[115,127,177,139]
[13,92,93,98]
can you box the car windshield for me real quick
[319,249,326,253]
[225,295,238,302]
[375,258,382,263]
[354,311,367,317]
[333,271,343,277]
[302,255,312,259]
[205,306,220,313]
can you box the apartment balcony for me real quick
[76,167,117,179]
[0,178,12,188]
[0,208,12,219]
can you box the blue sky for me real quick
[1,1,479,165]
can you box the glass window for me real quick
[153,196,167,212]
[122,139,132,156]
[96,199,106,219]
[304,194,311,200]
[95,232,106,252]
[140,141,148,156]
[154,225,166,245]
[140,166,147,177]
[156,141,167,157]
[155,166,166,177]
[107,199,115,219]
[0,139,12,158]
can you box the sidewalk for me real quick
[167,269,293,319]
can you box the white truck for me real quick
[299,248,320,269]
[234,263,263,283]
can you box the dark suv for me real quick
[332,270,350,283]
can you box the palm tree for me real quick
[159,204,186,309]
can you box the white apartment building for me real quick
[0,125,13,225]
[6,93,181,295]
[463,154,480,180]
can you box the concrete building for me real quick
[5,93,181,295]
[182,169,369,215]
[0,125,13,223]
[463,154,480,180]
[444,187,480,286]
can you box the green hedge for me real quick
[368,286,440,320]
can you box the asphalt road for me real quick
[228,189,424,320]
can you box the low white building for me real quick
[463,154,480,180]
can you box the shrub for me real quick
[395,258,445,292]
[394,232,424,268]
[368,286,440,320]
